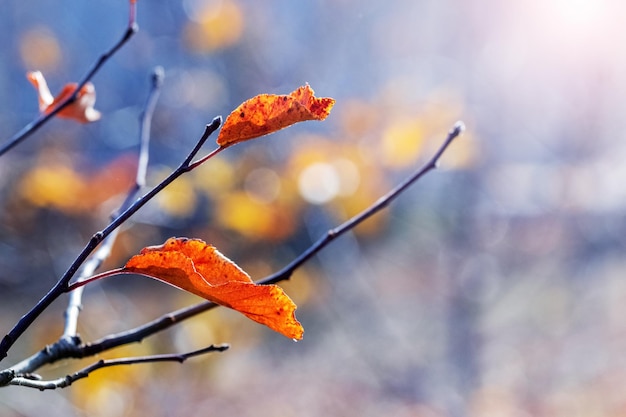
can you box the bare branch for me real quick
[0,6,138,157]
[0,118,462,390]
[0,117,222,362]
[0,67,168,382]
[135,66,164,189]
[77,121,465,353]
[80,301,222,356]
[262,121,466,284]
[8,344,228,390]
[64,67,165,338]
[62,231,119,338]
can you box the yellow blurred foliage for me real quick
[288,135,335,169]
[279,267,316,307]
[192,155,236,196]
[17,154,136,214]
[19,26,62,72]
[19,163,86,213]
[380,117,425,168]
[184,0,244,53]
[154,171,198,218]
[172,292,236,348]
[216,191,294,241]
[71,343,153,417]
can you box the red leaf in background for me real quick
[123,237,303,340]
[216,84,335,147]
[27,71,101,123]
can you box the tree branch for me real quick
[0,119,463,387]
[8,344,228,391]
[262,120,466,284]
[0,5,138,157]
[63,66,165,338]
[0,117,222,362]
[0,67,166,381]
[75,121,465,354]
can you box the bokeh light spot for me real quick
[332,158,361,197]
[19,26,62,71]
[380,118,424,168]
[298,162,340,205]
[183,0,244,53]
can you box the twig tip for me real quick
[452,121,466,136]
[151,66,165,87]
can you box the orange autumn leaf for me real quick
[123,237,303,340]
[27,71,101,123]
[216,84,335,147]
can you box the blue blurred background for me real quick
[2,1,626,416]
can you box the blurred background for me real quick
[1,0,626,416]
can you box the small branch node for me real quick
[129,22,139,35]
[0,369,15,386]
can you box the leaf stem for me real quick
[66,269,124,293]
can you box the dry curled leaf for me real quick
[27,71,101,123]
[216,84,335,147]
[123,237,303,340]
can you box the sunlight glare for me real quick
[558,0,607,25]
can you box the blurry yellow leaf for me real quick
[18,155,136,214]
[380,118,425,168]
[192,155,236,196]
[216,191,295,241]
[287,135,336,168]
[19,164,86,213]
[184,0,244,53]
[154,170,197,218]
[71,341,151,417]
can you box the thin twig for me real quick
[136,66,164,189]
[0,67,166,379]
[261,121,466,284]
[75,121,465,354]
[8,344,228,390]
[80,301,223,356]
[63,67,165,337]
[0,120,463,385]
[62,230,120,338]
[0,7,138,157]
[0,117,222,362]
